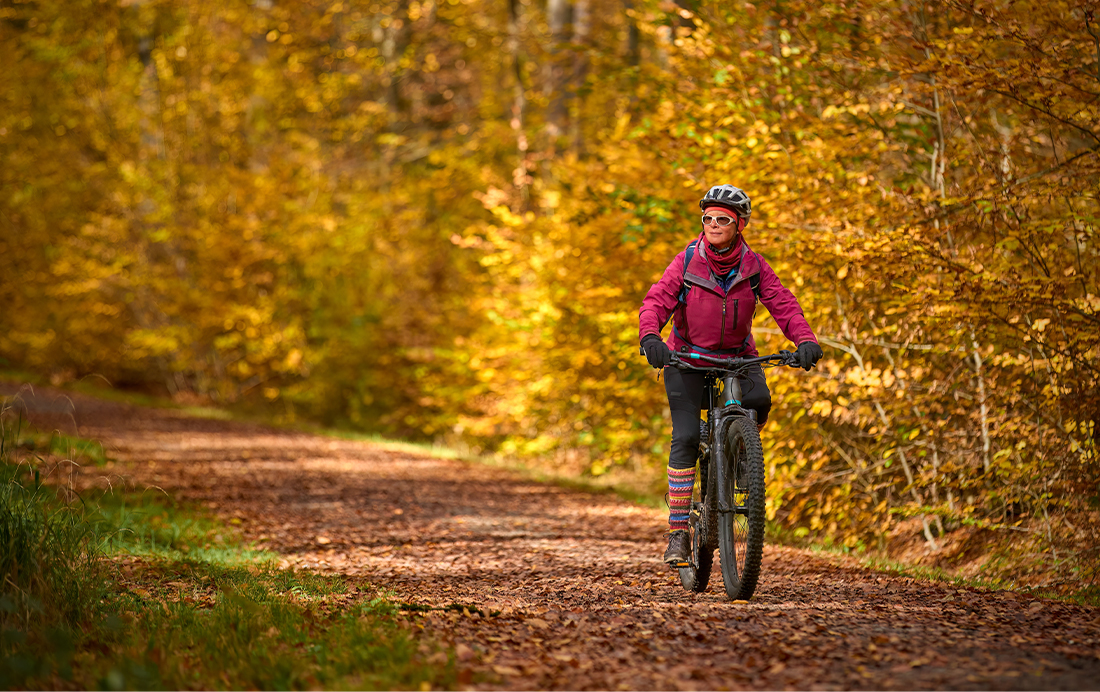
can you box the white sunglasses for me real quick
[701,214,736,227]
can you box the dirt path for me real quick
[6,383,1100,690]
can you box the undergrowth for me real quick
[766,520,1100,608]
[0,411,454,690]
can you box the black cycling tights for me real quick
[664,364,771,471]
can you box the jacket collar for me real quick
[687,240,758,293]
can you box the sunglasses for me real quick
[701,214,737,227]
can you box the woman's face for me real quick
[701,205,742,249]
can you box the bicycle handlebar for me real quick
[669,350,799,372]
[638,345,800,372]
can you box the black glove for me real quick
[641,335,672,369]
[796,341,824,371]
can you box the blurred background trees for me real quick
[2,0,1096,585]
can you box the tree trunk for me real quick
[570,0,590,154]
[544,0,572,144]
[625,0,640,66]
[508,0,530,205]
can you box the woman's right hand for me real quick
[641,335,672,369]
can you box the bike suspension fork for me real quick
[711,406,730,514]
[723,374,757,423]
[722,374,743,407]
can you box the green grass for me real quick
[0,415,454,690]
[92,490,276,565]
[70,561,451,691]
[0,460,108,687]
[4,426,109,468]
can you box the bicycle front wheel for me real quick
[717,416,766,600]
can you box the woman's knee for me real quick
[749,399,772,424]
[669,411,702,468]
[671,426,700,451]
[742,390,772,424]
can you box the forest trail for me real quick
[6,382,1099,691]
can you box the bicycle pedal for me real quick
[668,560,690,569]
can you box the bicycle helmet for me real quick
[699,184,752,219]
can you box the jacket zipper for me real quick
[733,299,739,345]
[719,295,727,349]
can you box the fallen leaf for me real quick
[455,643,475,662]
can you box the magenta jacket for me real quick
[639,237,817,357]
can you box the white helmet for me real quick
[699,184,752,219]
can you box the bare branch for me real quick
[983,87,1100,145]
[1088,13,1100,84]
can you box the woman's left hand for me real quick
[796,341,824,370]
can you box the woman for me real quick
[638,184,824,567]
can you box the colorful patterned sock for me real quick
[667,465,696,532]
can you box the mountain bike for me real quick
[668,350,800,600]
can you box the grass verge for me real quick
[765,521,1100,608]
[0,416,454,690]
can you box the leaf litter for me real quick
[6,383,1100,690]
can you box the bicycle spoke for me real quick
[734,515,748,573]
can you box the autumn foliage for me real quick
[2,0,1097,583]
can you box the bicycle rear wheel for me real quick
[717,416,766,600]
[678,457,714,592]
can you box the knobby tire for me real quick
[718,416,766,600]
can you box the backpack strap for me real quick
[678,239,699,305]
[657,240,698,331]
[739,244,763,302]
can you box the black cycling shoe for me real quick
[663,530,691,567]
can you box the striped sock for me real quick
[667,466,695,532]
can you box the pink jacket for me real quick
[639,238,817,357]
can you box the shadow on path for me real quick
[4,381,1099,690]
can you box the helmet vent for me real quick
[700,184,752,219]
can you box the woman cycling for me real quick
[638,184,824,567]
